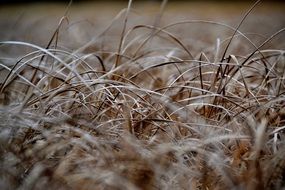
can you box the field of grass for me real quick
[0,0,285,189]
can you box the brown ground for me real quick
[0,1,284,46]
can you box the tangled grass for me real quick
[0,0,284,189]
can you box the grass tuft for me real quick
[0,1,284,189]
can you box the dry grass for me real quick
[0,0,284,190]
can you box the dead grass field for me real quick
[0,1,285,190]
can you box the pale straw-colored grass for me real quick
[0,0,284,189]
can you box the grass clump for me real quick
[0,0,284,189]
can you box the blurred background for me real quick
[0,0,284,4]
[0,0,284,56]
[0,0,284,3]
